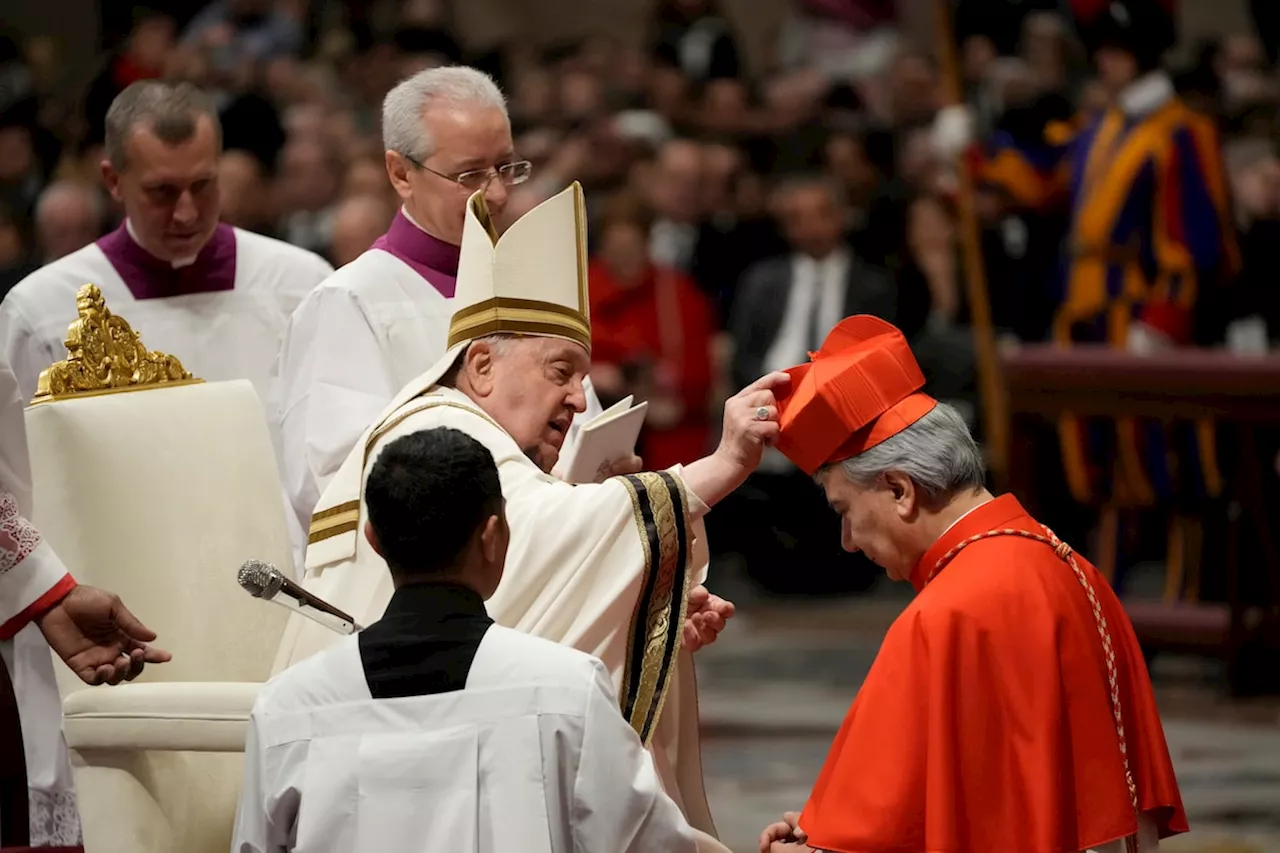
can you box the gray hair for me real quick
[105,80,222,171]
[440,333,518,388]
[469,333,516,356]
[382,66,508,163]
[829,402,986,505]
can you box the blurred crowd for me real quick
[2,0,1279,592]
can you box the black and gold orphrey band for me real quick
[617,471,694,746]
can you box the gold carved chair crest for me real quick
[32,283,201,404]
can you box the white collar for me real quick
[125,218,197,268]
[796,246,850,267]
[1118,72,1175,119]
[940,497,993,538]
[401,205,430,234]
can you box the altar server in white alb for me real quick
[0,355,170,847]
[234,425,697,853]
[272,65,603,562]
[0,80,332,406]
[283,182,781,848]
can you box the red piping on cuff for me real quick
[0,574,77,640]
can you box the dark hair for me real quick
[365,427,504,579]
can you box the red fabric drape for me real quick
[588,260,716,469]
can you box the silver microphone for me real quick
[237,559,363,635]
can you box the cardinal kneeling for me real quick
[759,316,1185,853]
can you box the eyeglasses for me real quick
[401,154,533,192]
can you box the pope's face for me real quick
[468,336,590,473]
[821,466,919,582]
[102,115,222,262]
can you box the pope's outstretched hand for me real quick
[683,372,791,509]
[716,371,790,470]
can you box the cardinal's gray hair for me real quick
[827,402,986,506]
[382,66,508,163]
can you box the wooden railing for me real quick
[1001,344,1280,690]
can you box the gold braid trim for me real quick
[617,471,694,746]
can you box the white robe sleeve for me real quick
[274,286,401,557]
[231,710,303,853]
[0,352,73,637]
[572,659,697,853]
[0,284,58,405]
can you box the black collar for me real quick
[381,580,488,623]
[358,581,494,700]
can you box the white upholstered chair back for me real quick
[25,379,294,853]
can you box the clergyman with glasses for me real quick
[273,66,604,568]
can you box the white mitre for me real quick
[305,181,592,564]
[447,181,591,355]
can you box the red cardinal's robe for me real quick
[799,494,1187,853]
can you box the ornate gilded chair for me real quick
[23,286,294,853]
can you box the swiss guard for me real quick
[979,0,1240,587]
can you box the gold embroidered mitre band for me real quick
[446,181,591,353]
[31,283,200,405]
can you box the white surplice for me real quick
[271,245,455,564]
[0,224,333,408]
[284,385,717,837]
[234,625,697,853]
[0,356,80,846]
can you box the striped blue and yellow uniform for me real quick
[982,96,1240,508]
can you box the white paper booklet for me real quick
[554,395,649,484]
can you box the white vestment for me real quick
[0,225,333,407]
[0,357,79,846]
[234,624,697,853]
[272,247,455,563]
[283,384,717,837]
[271,243,603,569]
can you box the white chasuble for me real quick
[0,222,333,408]
[281,385,716,836]
[235,622,696,853]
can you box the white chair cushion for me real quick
[63,682,260,753]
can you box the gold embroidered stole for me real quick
[616,471,696,745]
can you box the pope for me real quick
[278,182,768,849]
[758,316,1185,853]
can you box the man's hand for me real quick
[682,584,735,652]
[681,371,791,509]
[35,585,172,686]
[759,811,810,853]
[595,454,644,482]
[715,371,791,471]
